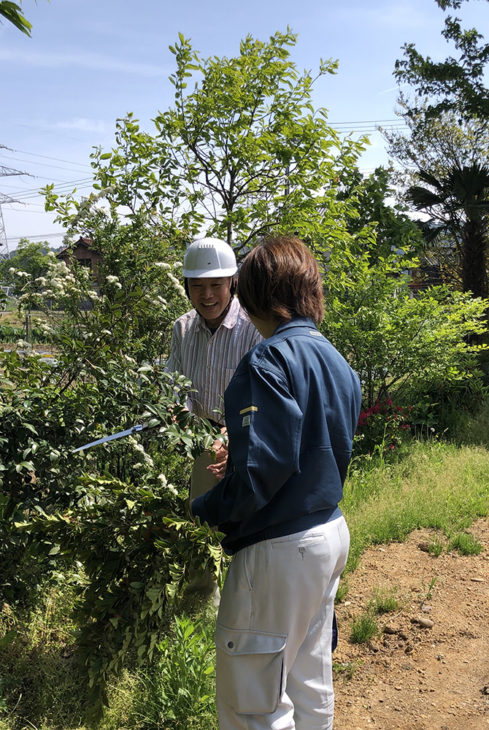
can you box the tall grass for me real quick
[99,614,217,730]
[0,586,88,730]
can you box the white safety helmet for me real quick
[182,237,237,278]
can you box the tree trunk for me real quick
[461,220,488,300]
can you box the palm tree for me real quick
[407,163,489,300]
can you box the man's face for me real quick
[188,277,232,327]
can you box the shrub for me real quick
[355,399,412,456]
[0,348,225,714]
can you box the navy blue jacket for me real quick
[191,317,362,554]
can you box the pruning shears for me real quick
[73,422,155,453]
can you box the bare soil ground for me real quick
[333,518,489,730]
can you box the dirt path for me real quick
[333,518,489,729]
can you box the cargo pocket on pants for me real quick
[215,624,286,715]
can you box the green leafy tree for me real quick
[394,0,489,121]
[42,189,187,364]
[321,233,488,411]
[0,227,224,714]
[0,238,51,296]
[337,166,424,261]
[383,103,489,178]
[93,30,365,257]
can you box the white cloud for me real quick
[332,0,428,32]
[378,86,399,97]
[369,3,427,30]
[53,118,113,134]
[0,48,168,77]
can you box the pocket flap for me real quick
[216,625,286,656]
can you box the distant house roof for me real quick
[56,236,97,258]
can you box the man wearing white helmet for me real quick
[165,237,262,493]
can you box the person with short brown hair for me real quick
[237,233,324,325]
[192,235,361,729]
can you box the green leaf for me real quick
[15,461,34,472]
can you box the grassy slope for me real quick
[343,440,489,573]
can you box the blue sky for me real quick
[1,0,488,251]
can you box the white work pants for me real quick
[215,516,350,730]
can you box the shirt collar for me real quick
[196,296,240,332]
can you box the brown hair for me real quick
[237,235,324,325]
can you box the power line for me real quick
[0,147,92,171]
[1,173,91,185]
[6,232,66,243]
[330,118,406,125]
[6,205,58,213]
[331,122,407,134]
[0,154,93,175]
[3,178,94,201]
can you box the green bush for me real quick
[354,399,412,456]
[0,323,51,344]
[0,231,224,716]
[0,344,224,714]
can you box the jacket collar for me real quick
[274,317,317,335]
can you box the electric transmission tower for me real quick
[0,146,28,260]
[0,192,16,260]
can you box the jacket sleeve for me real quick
[191,359,303,527]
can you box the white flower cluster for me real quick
[105,275,122,289]
[166,272,186,298]
[16,257,91,311]
[13,269,31,279]
[39,322,55,334]
[157,472,178,496]
[16,339,32,349]
[70,186,116,227]
[127,436,154,468]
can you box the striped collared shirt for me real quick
[165,297,262,425]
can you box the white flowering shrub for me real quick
[0,343,224,711]
[1,193,221,715]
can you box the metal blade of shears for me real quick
[73,423,147,453]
